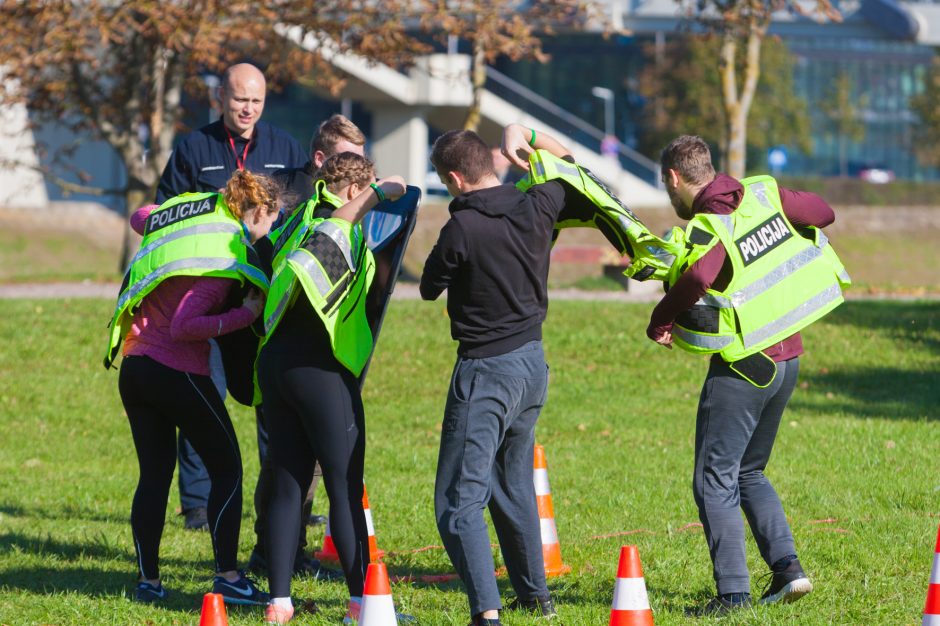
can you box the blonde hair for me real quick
[223,170,281,219]
[317,153,375,195]
[310,114,366,158]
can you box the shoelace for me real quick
[756,569,776,597]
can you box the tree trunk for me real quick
[463,40,486,132]
[720,25,765,179]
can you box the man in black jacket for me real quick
[420,124,571,626]
[154,63,306,533]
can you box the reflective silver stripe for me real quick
[742,283,842,348]
[117,257,262,311]
[731,246,825,307]
[131,223,241,267]
[839,269,851,282]
[265,282,295,334]
[533,161,545,179]
[749,181,775,210]
[672,325,734,350]
[698,292,733,309]
[714,214,733,236]
[817,229,829,248]
[289,249,332,299]
[313,221,355,271]
[555,161,580,177]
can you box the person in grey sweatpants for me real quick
[420,124,574,626]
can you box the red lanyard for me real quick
[223,126,252,171]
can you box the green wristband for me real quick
[370,182,386,202]
[528,128,537,147]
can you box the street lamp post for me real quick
[591,86,615,138]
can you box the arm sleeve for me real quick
[129,206,156,236]
[155,146,193,204]
[779,187,835,228]
[420,219,467,301]
[647,245,726,339]
[169,277,257,341]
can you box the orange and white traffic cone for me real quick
[315,482,385,563]
[609,545,654,626]
[198,592,229,626]
[359,562,399,625]
[924,524,940,626]
[363,483,386,562]
[534,444,570,577]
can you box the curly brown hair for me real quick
[223,170,282,219]
[317,152,375,195]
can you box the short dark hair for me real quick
[660,135,716,186]
[310,114,366,158]
[430,130,496,185]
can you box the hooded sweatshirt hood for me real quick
[692,173,743,216]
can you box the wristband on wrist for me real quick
[528,128,537,147]
[370,182,386,202]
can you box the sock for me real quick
[271,596,293,609]
[771,554,798,572]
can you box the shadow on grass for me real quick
[0,531,199,571]
[823,301,940,354]
[794,367,938,421]
[0,501,132,525]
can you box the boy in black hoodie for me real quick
[420,125,571,626]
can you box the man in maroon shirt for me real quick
[649,136,833,615]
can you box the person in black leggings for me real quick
[114,171,280,604]
[258,154,405,624]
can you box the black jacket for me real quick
[420,182,566,358]
[156,119,306,203]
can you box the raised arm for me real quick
[500,123,573,170]
[331,176,406,225]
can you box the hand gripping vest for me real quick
[516,149,685,282]
[668,175,851,362]
[263,211,376,377]
[104,192,269,368]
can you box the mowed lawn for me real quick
[0,298,936,625]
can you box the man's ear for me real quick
[313,150,327,169]
[666,168,681,189]
[447,170,465,192]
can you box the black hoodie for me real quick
[420,181,567,358]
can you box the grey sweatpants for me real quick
[434,340,550,616]
[693,356,800,595]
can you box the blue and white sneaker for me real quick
[134,580,168,602]
[212,571,269,605]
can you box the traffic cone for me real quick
[609,545,654,626]
[315,482,385,563]
[359,562,398,625]
[924,524,940,626]
[363,483,386,562]
[534,444,570,577]
[198,592,228,626]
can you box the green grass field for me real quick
[0,298,936,625]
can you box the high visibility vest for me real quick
[268,180,345,276]
[516,149,685,282]
[104,192,269,368]
[263,212,376,377]
[669,175,851,361]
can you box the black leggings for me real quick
[258,307,368,599]
[119,355,243,580]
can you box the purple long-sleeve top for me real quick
[122,205,258,375]
[647,174,835,362]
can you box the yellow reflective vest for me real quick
[104,192,269,368]
[517,149,685,282]
[263,188,376,376]
[669,176,851,361]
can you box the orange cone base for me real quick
[610,608,654,626]
[199,592,229,626]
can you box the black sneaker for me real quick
[212,571,269,605]
[294,554,344,581]
[759,558,813,604]
[133,581,168,603]
[308,513,328,526]
[688,594,752,616]
[183,507,209,531]
[506,595,557,618]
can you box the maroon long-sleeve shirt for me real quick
[647,174,835,362]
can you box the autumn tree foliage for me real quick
[0,1,422,224]
[676,0,840,177]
